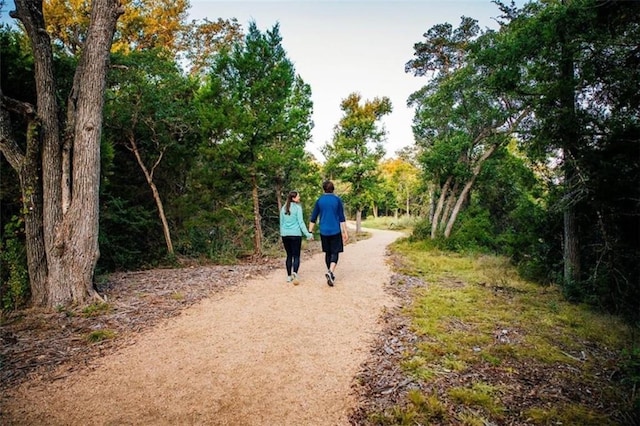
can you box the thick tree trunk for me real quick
[9,0,123,307]
[12,0,65,305]
[49,0,123,306]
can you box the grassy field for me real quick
[360,217,639,425]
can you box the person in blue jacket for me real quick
[308,180,348,287]
[280,190,314,285]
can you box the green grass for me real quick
[368,239,638,425]
[85,329,116,343]
[361,215,418,231]
[81,302,112,317]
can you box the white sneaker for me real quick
[325,271,335,287]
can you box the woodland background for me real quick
[0,0,638,326]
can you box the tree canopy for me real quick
[323,92,392,232]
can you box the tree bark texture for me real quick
[251,172,262,255]
[431,175,451,239]
[6,0,123,307]
[559,28,581,289]
[0,96,48,305]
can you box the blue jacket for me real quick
[310,194,346,236]
[280,203,313,238]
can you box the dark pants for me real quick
[320,233,343,269]
[282,236,302,275]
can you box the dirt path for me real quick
[2,227,403,425]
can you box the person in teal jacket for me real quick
[280,190,314,285]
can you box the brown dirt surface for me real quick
[0,227,404,425]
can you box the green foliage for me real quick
[173,192,255,262]
[103,48,200,258]
[98,195,164,272]
[0,24,35,101]
[619,345,640,411]
[408,0,639,323]
[323,93,392,225]
[195,21,314,255]
[0,216,29,311]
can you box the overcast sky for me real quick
[1,0,515,159]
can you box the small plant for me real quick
[81,302,111,317]
[55,305,75,318]
[85,329,116,343]
[525,404,614,426]
[448,382,505,417]
[171,291,185,301]
[368,390,447,425]
[620,345,640,411]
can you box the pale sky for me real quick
[1,0,514,159]
[191,1,510,159]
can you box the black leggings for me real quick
[325,252,339,270]
[282,236,302,275]
[320,233,343,270]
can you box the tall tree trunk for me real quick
[8,0,123,307]
[431,175,451,239]
[440,182,459,234]
[251,171,262,255]
[563,198,580,288]
[444,144,497,237]
[355,209,362,233]
[0,98,48,305]
[406,189,410,216]
[12,0,65,305]
[559,25,581,288]
[275,181,283,211]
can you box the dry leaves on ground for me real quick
[0,257,281,391]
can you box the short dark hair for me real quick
[322,180,334,193]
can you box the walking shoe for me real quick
[325,271,335,287]
[292,272,300,285]
[286,275,293,283]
